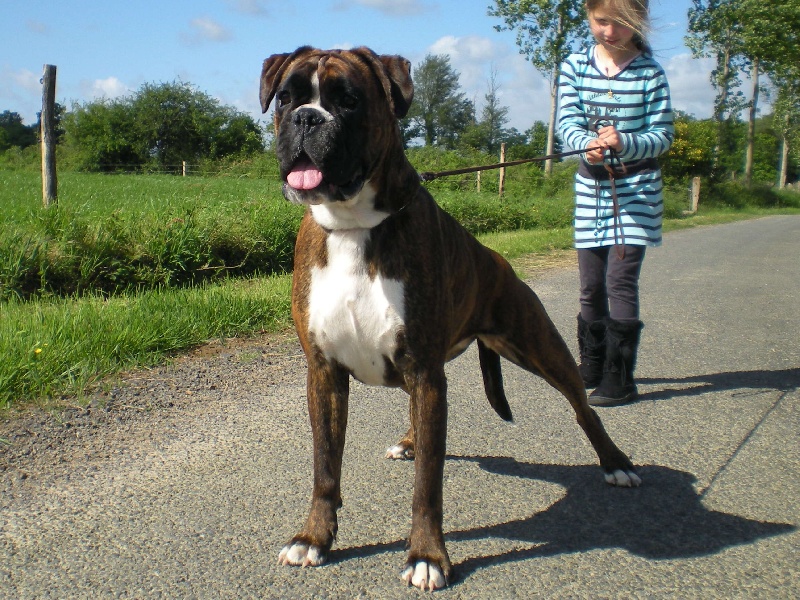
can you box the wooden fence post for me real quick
[684,176,700,215]
[498,143,506,197]
[690,176,700,213]
[41,64,58,207]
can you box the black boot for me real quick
[589,319,643,406]
[577,314,605,387]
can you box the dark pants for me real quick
[578,245,646,323]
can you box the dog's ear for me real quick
[351,47,414,119]
[378,55,414,119]
[259,46,313,113]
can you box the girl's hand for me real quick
[597,125,623,152]
[585,138,608,164]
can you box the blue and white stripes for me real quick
[558,47,674,248]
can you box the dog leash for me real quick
[417,112,629,257]
[417,142,628,258]
[417,147,590,182]
[589,112,628,259]
[418,110,614,182]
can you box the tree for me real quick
[687,0,800,184]
[0,111,37,151]
[490,0,588,174]
[754,0,800,187]
[738,0,800,184]
[62,99,135,171]
[659,112,717,184]
[771,64,800,187]
[686,0,747,178]
[526,121,548,155]
[63,82,264,172]
[461,69,516,155]
[131,81,263,169]
[401,54,474,148]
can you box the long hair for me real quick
[585,0,651,54]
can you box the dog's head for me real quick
[260,46,415,225]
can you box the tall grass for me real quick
[1,171,302,299]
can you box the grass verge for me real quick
[0,275,291,408]
[2,204,798,411]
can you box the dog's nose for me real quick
[293,107,325,132]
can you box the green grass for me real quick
[2,168,799,409]
[0,275,292,407]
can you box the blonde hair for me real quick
[585,0,651,53]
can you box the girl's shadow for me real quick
[636,367,800,402]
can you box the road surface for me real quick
[2,215,798,598]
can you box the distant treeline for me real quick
[2,64,798,187]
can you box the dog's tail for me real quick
[477,339,514,422]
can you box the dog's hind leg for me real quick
[490,282,641,487]
[386,424,415,460]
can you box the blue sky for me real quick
[2,0,717,133]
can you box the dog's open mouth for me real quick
[284,155,364,203]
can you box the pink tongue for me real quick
[287,166,324,190]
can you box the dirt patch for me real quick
[511,249,576,279]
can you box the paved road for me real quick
[2,216,799,598]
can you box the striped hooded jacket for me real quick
[557,46,674,248]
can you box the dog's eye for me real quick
[277,90,292,107]
[340,93,359,110]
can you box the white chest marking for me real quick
[310,182,389,230]
[308,230,405,385]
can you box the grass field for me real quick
[2,167,798,409]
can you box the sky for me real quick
[2,0,718,134]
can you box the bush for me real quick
[702,180,800,209]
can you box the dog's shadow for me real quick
[333,457,795,584]
[636,367,800,402]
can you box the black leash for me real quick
[418,147,591,181]
[418,137,629,258]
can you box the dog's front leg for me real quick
[279,358,349,567]
[401,368,452,591]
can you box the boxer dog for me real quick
[261,46,640,591]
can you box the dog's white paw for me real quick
[277,542,326,567]
[385,444,414,460]
[604,469,642,487]
[401,560,447,591]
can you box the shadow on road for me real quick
[333,456,795,586]
[636,368,800,402]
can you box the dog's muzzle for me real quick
[280,109,365,205]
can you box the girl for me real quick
[557,0,674,405]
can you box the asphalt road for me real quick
[2,215,799,598]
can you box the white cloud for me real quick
[334,0,427,17]
[86,77,130,101]
[182,17,233,45]
[663,53,716,119]
[25,20,48,34]
[226,0,270,15]
[5,68,42,95]
[425,35,550,132]
[0,68,43,124]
